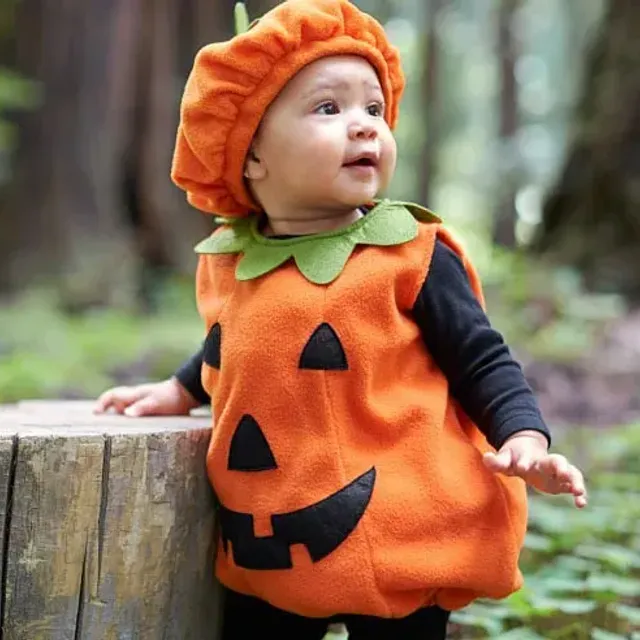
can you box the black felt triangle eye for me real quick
[228,414,278,471]
[203,322,221,369]
[299,323,348,370]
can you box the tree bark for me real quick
[249,1,279,19]
[0,0,15,67]
[492,0,520,248]
[0,0,138,307]
[418,0,443,207]
[0,400,219,640]
[532,0,640,298]
[0,0,236,310]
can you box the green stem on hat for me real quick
[234,3,250,35]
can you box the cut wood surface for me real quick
[0,400,220,640]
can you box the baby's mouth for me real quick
[344,158,376,167]
[343,153,378,169]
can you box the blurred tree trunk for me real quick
[0,0,234,311]
[532,0,640,299]
[419,0,444,207]
[252,1,279,15]
[0,0,15,66]
[492,0,520,248]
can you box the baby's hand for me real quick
[483,430,588,509]
[94,377,200,417]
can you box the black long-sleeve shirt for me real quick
[175,239,550,451]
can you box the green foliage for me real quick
[478,246,626,363]
[0,284,202,403]
[0,67,39,111]
[0,67,41,182]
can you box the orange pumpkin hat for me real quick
[170,0,405,218]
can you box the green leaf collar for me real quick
[194,200,440,285]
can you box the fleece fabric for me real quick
[170,0,405,217]
[194,203,528,619]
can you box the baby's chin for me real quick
[333,186,383,209]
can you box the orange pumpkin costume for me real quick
[171,0,528,620]
[191,201,528,618]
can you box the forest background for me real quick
[1,0,639,637]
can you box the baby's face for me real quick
[246,55,397,217]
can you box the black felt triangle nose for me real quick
[228,414,278,471]
[299,323,348,370]
[203,322,221,369]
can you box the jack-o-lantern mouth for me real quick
[218,467,376,570]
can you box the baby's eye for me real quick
[315,101,339,115]
[367,102,385,117]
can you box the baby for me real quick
[95,1,586,638]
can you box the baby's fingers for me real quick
[534,453,567,486]
[513,452,536,477]
[483,449,515,474]
[94,386,149,414]
[567,465,588,508]
[94,389,117,413]
[537,455,587,507]
[125,393,174,417]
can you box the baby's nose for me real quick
[348,120,378,140]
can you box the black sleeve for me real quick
[174,347,210,405]
[413,240,551,450]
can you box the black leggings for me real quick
[221,589,450,639]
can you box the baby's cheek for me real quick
[382,134,397,164]
[298,145,342,181]
[379,142,397,185]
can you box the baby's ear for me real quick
[244,148,266,180]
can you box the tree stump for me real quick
[0,400,221,640]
